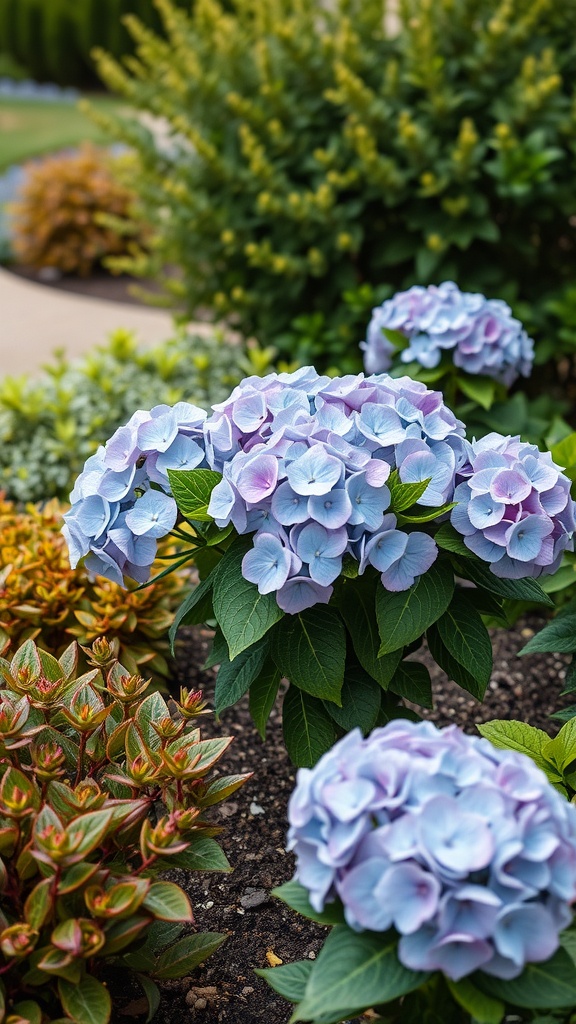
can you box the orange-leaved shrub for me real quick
[10,144,137,276]
[0,497,185,679]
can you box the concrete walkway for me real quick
[0,266,173,375]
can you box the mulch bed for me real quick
[120,615,572,1024]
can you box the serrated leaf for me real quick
[436,592,492,694]
[273,880,345,927]
[58,976,112,1024]
[520,614,576,655]
[213,538,283,660]
[474,948,576,1009]
[214,636,270,716]
[339,578,402,688]
[256,961,313,1003]
[323,664,381,734]
[388,470,431,512]
[293,926,428,1021]
[152,932,227,980]
[456,559,553,607]
[167,468,222,521]
[376,560,454,655]
[477,720,557,775]
[271,606,345,704]
[249,661,281,740]
[388,661,433,708]
[282,687,338,767]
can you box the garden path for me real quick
[0,266,173,374]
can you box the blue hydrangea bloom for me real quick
[450,433,576,578]
[361,282,534,386]
[288,721,576,981]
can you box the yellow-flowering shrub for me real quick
[0,497,185,678]
[10,144,137,276]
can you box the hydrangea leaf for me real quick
[212,539,283,660]
[214,636,270,716]
[376,560,454,655]
[427,625,487,701]
[271,607,345,704]
[455,559,554,607]
[338,578,402,688]
[435,592,493,692]
[169,571,215,651]
[167,468,222,522]
[456,374,498,411]
[293,926,428,1021]
[249,661,281,740]
[282,687,338,768]
[388,661,433,709]
[323,664,381,735]
[519,614,576,655]
[255,960,313,1002]
[434,523,475,558]
[474,948,576,1009]
[388,470,432,513]
[477,720,558,776]
[272,880,346,927]
[446,978,504,1024]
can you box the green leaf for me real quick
[271,607,345,704]
[169,835,231,873]
[397,501,456,525]
[543,717,576,771]
[167,468,222,521]
[477,720,556,774]
[427,626,486,700]
[24,879,52,929]
[376,560,454,655]
[282,687,338,767]
[58,976,112,1024]
[474,948,576,1008]
[273,880,345,927]
[143,882,193,922]
[338,578,402,688]
[71,809,114,857]
[519,614,576,655]
[293,926,428,1021]
[136,692,170,752]
[213,538,283,660]
[152,932,227,980]
[446,978,504,1024]
[456,374,497,411]
[434,523,473,558]
[202,629,228,669]
[456,559,553,607]
[214,636,270,716]
[256,961,313,1003]
[388,470,431,512]
[58,862,100,896]
[249,661,281,740]
[10,1002,42,1024]
[388,661,433,709]
[134,974,161,1024]
[169,572,215,650]
[435,592,493,696]
[323,664,381,734]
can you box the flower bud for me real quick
[0,922,39,958]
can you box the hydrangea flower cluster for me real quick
[362,281,534,386]
[63,402,208,586]
[451,433,576,579]
[288,721,576,982]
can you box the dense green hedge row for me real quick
[0,0,186,86]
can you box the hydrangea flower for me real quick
[64,369,466,609]
[450,433,576,578]
[288,721,576,981]
[362,282,534,386]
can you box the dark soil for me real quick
[121,617,570,1024]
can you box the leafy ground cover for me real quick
[0,95,120,170]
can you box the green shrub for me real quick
[0,635,249,1023]
[0,0,189,87]
[93,0,576,371]
[0,327,277,503]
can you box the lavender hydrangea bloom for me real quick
[361,282,534,387]
[450,433,576,578]
[288,721,576,981]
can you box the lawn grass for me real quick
[0,95,123,171]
